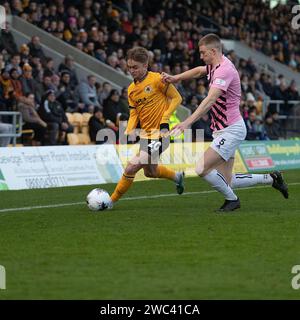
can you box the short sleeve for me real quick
[210,67,233,92]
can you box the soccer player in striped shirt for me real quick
[162,34,288,212]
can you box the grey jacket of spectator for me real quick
[20,77,42,104]
[78,81,100,107]
[18,102,44,125]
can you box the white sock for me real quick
[231,173,273,189]
[203,169,238,201]
[175,172,181,183]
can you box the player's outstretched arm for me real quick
[161,84,182,124]
[171,87,222,136]
[161,66,206,83]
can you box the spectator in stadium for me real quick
[245,92,257,112]
[50,74,60,92]
[0,121,13,147]
[27,36,47,64]
[287,80,300,101]
[271,79,290,114]
[84,42,96,58]
[88,106,109,144]
[186,95,200,113]
[78,75,101,111]
[5,54,22,75]
[19,44,30,64]
[195,83,207,102]
[118,58,131,76]
[43,57,55,78]
[65,16,78,37]
[120,11,133,34]
[0,81,6,110]
[98,81,112,105]
[118,87,130,118]
[30,56,43,81]
[264,112,283,140]
[245,110,264,140]
[19,63,42,104]
[192,113,213,142]
[56,71,77,112]
[261,73,274,97]
[9,68,30,106]
[18,93,47,146]
[0,22,18,56]
[38,90,73,145]
[58,55,79,89]
[0,68,14,109]
[0,54,5,70]
[103,89,128,127]
[41,76,55,96]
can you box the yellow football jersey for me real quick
[126,71,181,138]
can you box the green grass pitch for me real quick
[0,170,299,299]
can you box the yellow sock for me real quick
[111,173,135,202]
[156,165,176,181]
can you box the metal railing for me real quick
[262,100,300,118]
[0,112,23,146]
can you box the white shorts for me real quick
[210,119,247,161]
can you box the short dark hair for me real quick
[126,47,149,64]
[87,75,96,80]
[94,106,102,114]
[199,33,222,51]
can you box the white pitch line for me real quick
[0,182,299,214]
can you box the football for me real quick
[86,188,113,211]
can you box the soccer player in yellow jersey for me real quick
[109,47,185,207]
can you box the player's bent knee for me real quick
[125,163,140,176]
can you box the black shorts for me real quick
[139,137,170,158]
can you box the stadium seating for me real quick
[81,113,92,134]
[67,132,91,145]
[66,112,82,134]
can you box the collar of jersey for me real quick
[211,55,225,72]
[134,71,149,84]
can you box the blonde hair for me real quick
[126,47,149,64]
[199,33,222,52]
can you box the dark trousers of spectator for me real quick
[46,123,74,145]
[23,122,47,145]
[60,124,74,144]
[46,122,60,145]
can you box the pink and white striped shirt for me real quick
[207,55,242,132]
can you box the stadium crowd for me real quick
[1,0,300,147]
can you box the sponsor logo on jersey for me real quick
[144,85,152,93]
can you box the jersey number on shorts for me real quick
[217,138,226,149]
[148,141,161,152]
[219,138,226,145]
